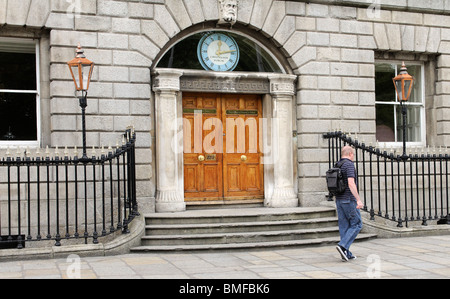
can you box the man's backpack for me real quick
[325,160,347,195]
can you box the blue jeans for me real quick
[335,198,362,254]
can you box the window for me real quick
[157,31,284,73]
[375,61,425,146]
[0,37,40,146]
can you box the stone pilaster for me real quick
[436,55,450,146]
[267,74,298,208]
[153,69,186,212]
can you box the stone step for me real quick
[140,226,340,246]
[130,233,377,252]
[145,206,337,225]
[145,217,338,235]
[130,206,377,253]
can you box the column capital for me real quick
[153,69,184,93]
[268,74,297,97]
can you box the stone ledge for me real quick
[0,214,145,262]
[361,211,450,238]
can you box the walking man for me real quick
[335,145,364,261]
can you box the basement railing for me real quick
[0,128,138,249]
[323,131,449,228]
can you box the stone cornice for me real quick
[152,69,299,96]
[290,0,450,15]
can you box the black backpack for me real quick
[325,160,347,195]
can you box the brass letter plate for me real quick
[183,108,217,114]
[226,110,258,115]
[205,154,216,161]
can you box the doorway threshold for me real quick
[186,199,264,210]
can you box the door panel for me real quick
[183,94,223,200]
[222,94,264,199]
[183,93,263,201]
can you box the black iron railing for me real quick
[324,131,449,227]
[0,129,138,249]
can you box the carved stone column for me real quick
[267,74,298,208]
[153,69,186,212]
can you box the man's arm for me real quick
[348,177,363,209]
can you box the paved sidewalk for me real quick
[0,235,449,279]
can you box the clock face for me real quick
[197,32,240,71]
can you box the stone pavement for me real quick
[0,235,449,279]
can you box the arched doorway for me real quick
[151,29,297,212]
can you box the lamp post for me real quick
[67,44,94,160]
[393,62,414,159]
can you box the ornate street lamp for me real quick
[393,62,414,159]
[67,44,94,160]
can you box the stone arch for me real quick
[150,0,296,73]
[150,21,294,75]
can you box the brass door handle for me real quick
[198,155,205,162]
[240,155,247,161]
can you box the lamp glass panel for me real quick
[395,80,403,101]
[82,64,93,91]
[403,80,411,101]
[71,64,81,90]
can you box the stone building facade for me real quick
[1,0,450,213]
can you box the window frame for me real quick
[0,37,41,148]
[375,60,426,149]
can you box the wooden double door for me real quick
[183,93,264,202]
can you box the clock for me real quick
[197,32,240,72]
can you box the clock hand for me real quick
[216,40,223,56]
[218,49,236,55]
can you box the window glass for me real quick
[0,93,37,140]
[375,63,395,103]
[400,64,421,104]
[0,38,38,142]
[396,105,421,143]
[0,52,36,90]
[157,31,283,73]
[375,103,395,142]
[375,62,424,145]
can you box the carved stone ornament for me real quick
[269,74,296,97]
[152,69,183,93]
[180,77,269,94]
[217,0,238,27]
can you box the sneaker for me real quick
[336,245,348,262]
[347,250,357,260]
[347,254,357,260]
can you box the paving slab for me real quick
[0,235,450,281]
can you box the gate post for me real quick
[153,69,186,212]
[267,74,298,208]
